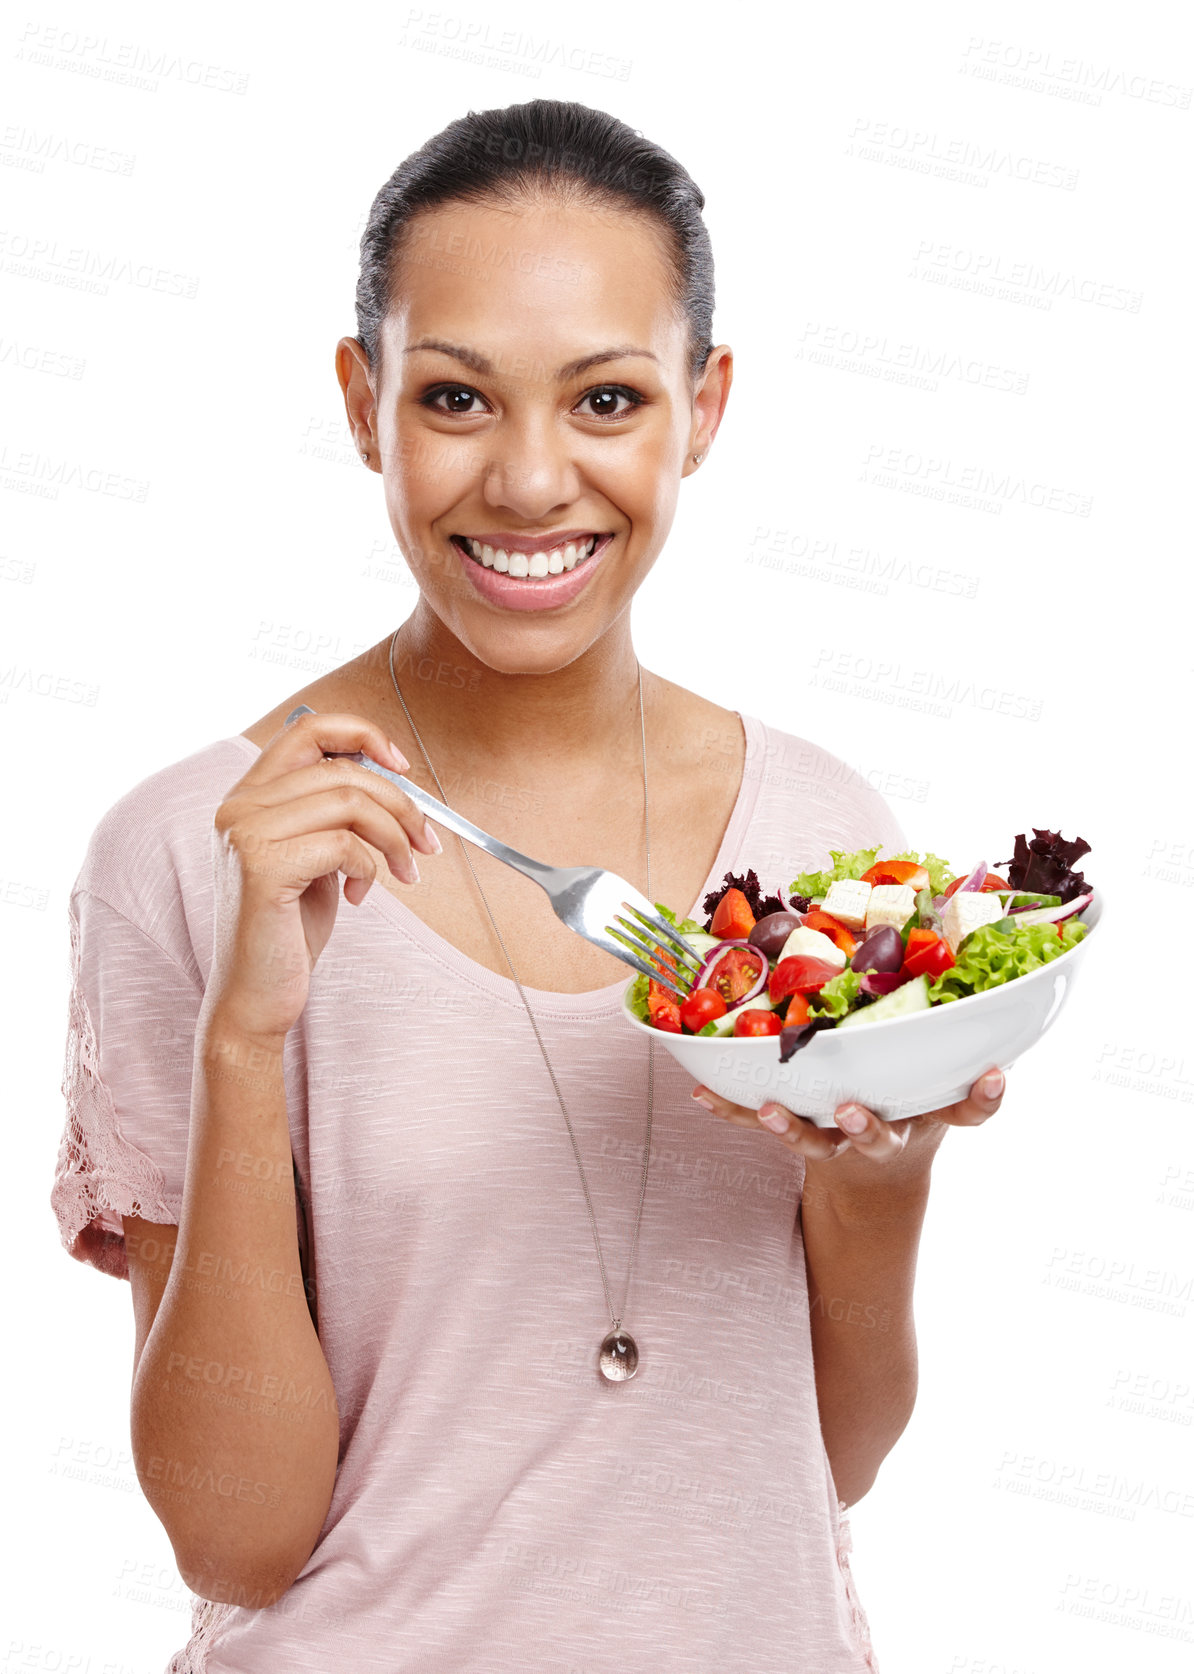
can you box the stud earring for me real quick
[360,451,370,463]
[693,451,704,464]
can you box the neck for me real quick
[378,605,651,782]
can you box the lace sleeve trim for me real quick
[835,1497,881,1672]
[50,895,182,1281]
[165,1595,235,1671]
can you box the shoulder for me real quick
[75,737,259,954]
[742,716,911,865]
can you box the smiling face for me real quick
[338,192,731,675]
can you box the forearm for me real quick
[800,1124,945,1506]
[130,1012,339,1605]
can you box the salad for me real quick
[625,829,1094,1063]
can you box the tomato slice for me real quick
[801,909,857,958]
[709,887,756,941]
[706,945,766,1006]
[679,986,728,1034]
[733,1008,783,1037]
[768,955,842,1004]
[650,1000,682,1033]
[861,860,930,890]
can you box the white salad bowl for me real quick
[621,894,1103,1125]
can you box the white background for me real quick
[5,1,1193,1669]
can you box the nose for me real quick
[480,413,581,521]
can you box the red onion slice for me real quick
[1007,890,1094,927]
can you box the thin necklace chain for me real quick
[385,629,655,1337]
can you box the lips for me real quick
[451,533,614,612]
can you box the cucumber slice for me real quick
[836,974,932,1028]
[683,931,722,959]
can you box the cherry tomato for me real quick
[861,860,930,890]
[650,1000,682,1033]
[708,945,767,1006]
[679,986,728,1034]
[709,887,756,941]
[733,1008,783,1037]
[801,909,857,958]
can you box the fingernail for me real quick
[981,1069,1005,1099]
[423,822,443,854]
[837,1107,868,1134]
[759,1106,790,1134]
[691,1091,715,1111]
[388,739,411,771]
[405,856,420,885]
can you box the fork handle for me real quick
[284,705,556,888]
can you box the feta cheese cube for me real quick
[777,925,847,969]
[941,889,1004,954]
[864,884,918,934]
[820,879,872,930]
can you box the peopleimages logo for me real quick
[845,117,1079,190]
[959,37,1192,109]
[860,443,1093,517]
[14,22,250,94]
[909,241,1143,314]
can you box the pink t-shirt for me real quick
[52,713,907,1673]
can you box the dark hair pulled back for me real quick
[355,99,715,384]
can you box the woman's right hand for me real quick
[205,711,441,1042]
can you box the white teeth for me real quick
[460,535,601,576]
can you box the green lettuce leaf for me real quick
[626,972,651,1021]
[653,901,706,936]
[890,850,957,894]
[928,918,1088,1005]
[789,847,881,899]
[808,967,866,1019]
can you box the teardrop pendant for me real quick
[598,1328,639,1382]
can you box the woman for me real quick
[52,99,1005,1672]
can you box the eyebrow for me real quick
[403,338,660,380]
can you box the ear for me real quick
[684,345,733,475]
[336,336,378,465]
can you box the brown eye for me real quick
[422,385,488,415]
[576,386,642,419]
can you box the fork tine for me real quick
[618,903,706,974]
[610,913,703,983]
[607,940,690,997]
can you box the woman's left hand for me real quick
[690,1067,1006,1187]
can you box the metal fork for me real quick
[284,704,704,998]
